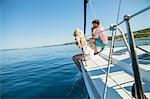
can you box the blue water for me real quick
[0,45,88,99]
[0,39,149,99]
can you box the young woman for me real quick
[72,29,94,72]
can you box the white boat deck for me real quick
[81,46,150,99]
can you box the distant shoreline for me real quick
[1,38,149,51]
[1,27,150,51]
[0,45,59,51]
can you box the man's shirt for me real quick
[93,26,108,44]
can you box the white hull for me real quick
[81,46,150,99]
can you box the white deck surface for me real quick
[82,46,150,99]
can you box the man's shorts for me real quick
[94,38,108,47]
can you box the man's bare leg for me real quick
[72,54,85,72]
[90,38,98,53]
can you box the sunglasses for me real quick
[74,34,77,36]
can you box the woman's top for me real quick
[75,29,94,60]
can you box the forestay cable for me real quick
[89,0,97,19]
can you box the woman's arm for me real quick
[76,36,82,49]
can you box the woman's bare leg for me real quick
[72,54,85,72]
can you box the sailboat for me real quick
[74,0,150,99]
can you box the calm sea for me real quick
[0,45,88,99]
[0,40,149,99]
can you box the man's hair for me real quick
[92,19,100,25]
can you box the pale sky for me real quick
[1,0,150,49]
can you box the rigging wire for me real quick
[87,0,110,40]
[112,0,122,52]
[86,57,133,98]
[103,29,115,99]
[82,0,150,98]
[130,5,150,18]
[103,0,122,98]
[116,0,122,25]
[89,0,97,19]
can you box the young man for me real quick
[90,19,108,55]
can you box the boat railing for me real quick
[105,6,150,99]
[83,0,150,98]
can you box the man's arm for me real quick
[91,27,96,38]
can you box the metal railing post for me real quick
[103,24,115,99]
[117,26,131,54]
[124,15,145,99]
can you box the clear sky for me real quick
[0,0,150,49]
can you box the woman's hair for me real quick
[74,28,84,37]
[74,28,87,48]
